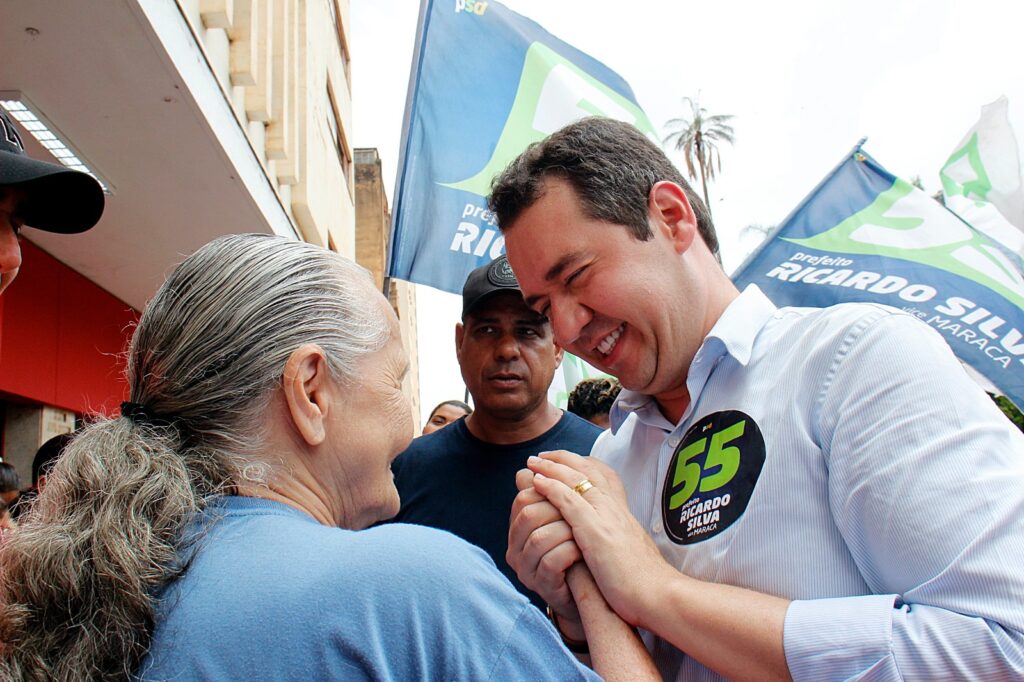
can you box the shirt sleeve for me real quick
[488,603,602,681]
[784,310,1024,679]
[435,538,600,681]
[360,524,599,681]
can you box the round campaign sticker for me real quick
[660,410,766,545]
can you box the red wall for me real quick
[0,240,138,416]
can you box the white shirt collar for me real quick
[704,283,777,367]
[609,284,777,432]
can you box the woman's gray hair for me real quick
[128,232,388,455]
[0,234,388,681]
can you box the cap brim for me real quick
[0,150,105,234]
[462,288,523,319]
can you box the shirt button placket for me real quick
[653,434,679,537]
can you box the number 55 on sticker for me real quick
[661,411,766,545]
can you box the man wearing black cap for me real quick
[389,255,602,609]
[0,109,105,294]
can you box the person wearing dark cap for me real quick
[0,109,105,294]
[389,255,602,611]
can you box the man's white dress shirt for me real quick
[595,285,1024,680]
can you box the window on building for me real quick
[326,83,352,200]
[326,0,350,82]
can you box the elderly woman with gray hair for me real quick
[0,235,656,681]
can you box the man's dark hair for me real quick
[32,432,74,486]
[567,377,622,421]
[488,117,718,256]
[429,400,473,419]
[0,462,20,493]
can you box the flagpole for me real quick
[730,137,868,279]
[383,0,432,295]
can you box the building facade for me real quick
[355,147,421,431]
[0,0,418,483]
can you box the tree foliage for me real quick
[990,393,1024,432]
[664,96,736,211]
[740,224,774,240]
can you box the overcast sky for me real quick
[351,0,1024,423]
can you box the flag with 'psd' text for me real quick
[387,0,654,293]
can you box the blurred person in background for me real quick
[0,462,18,542]
[567,377,621,429]
[9,432,74,520]
[421,399,472,435]
[0,463,20,507]
[0,500,14,544]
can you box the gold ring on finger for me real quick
[572,478,595,496]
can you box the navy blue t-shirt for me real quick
[391,412,602,609]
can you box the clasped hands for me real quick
[506,450,673,637]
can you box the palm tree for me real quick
[663,96,735,211]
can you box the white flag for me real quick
[940,97,1024,249]
[547,353,613,410]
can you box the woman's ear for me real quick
[282,344,333,446]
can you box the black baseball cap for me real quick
[0,109,104,234]
[462,255,523,319]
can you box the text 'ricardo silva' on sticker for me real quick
[661,411,766,545]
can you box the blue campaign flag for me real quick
[387,0,654,293]
[733,143,1024,407]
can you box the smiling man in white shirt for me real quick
[496,116,1024,681]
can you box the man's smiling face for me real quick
[503,177,704,404]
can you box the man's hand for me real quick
[507,468,585,639]
[516,451,792,681]
[525,450,676,627]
